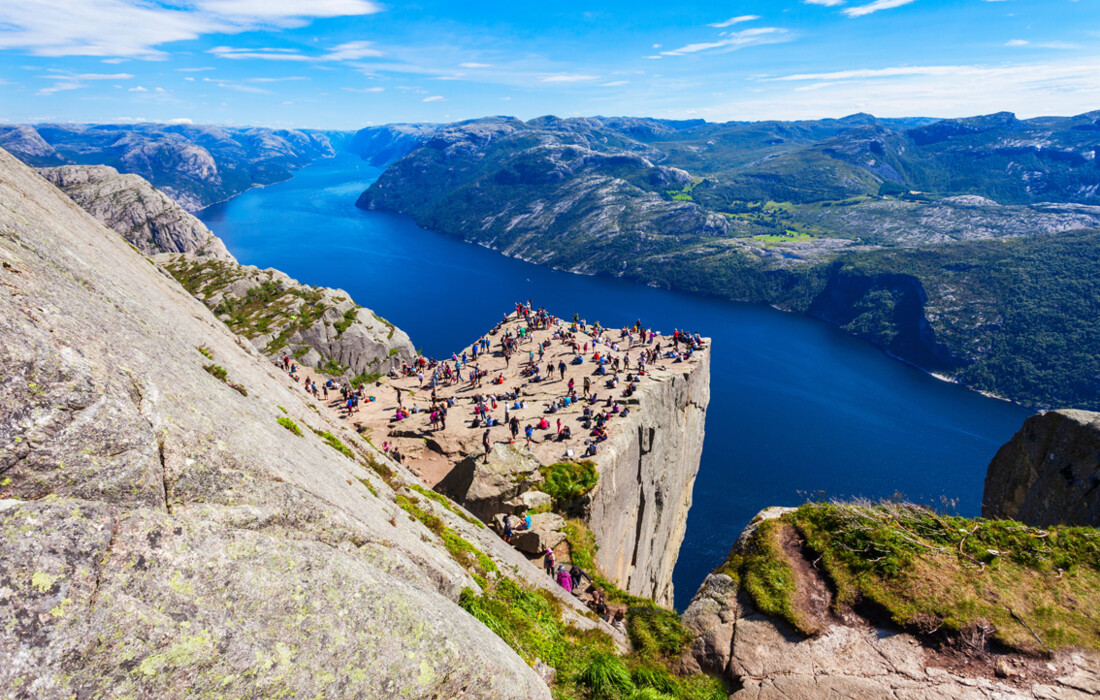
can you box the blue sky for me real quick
[0,0,1096,129]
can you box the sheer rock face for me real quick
[0,146,552,699]
[983,409,1100,527]
[586,346,710,607]
[680,510,1099,700]
[38,165,234,260]
[155,255,417,380]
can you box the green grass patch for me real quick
[351,370,383,387]
[277,405,287,413]
[203,364,228,382]
[310,428,354,460]
[396,494,495,578]
[277,417,302,437]
[719,502,1100,653]
[407,483,485,528]
[751,232,812,244]
[537,461,599,504]
[356,476,377,497]
[459,574,726,699]
[197,346,213,359]
[334,306,360,335]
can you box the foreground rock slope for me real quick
[0,146,566,698]
[983,409,1100,527]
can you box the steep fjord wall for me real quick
[586,345,710,607]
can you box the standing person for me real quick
[482,428,492,463]
[524,424,534,447]
[544,546,556,576]
[583,377,591,397]
[510,416,520,443]
[558,360,566,380]
[395,387,403,408]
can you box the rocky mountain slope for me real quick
[39,163,414,384]
[984,409,1100,527]
[157,254,416,380]
[38,164,234,260]
[1,123,343,210]
[358,113,1100,411]
[0,144,630,697]
[345,123,436,167]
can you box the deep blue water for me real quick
[200,152,1032,610]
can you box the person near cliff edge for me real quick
[544,546,556,575]
[482,428,491,463]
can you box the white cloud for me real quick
[804,0,845,5]
[209,41,384,62]
[128,85,147,92]
[247,76,309,82]
[708,15,760,28]
[37,79,82,95]
[540,74,599,83]
[166,117,193,124]
[74,72,133,80]
[842,0,916,18]
[1006,39,1080,50]
[341,86,384,93]
[460,62,492,68]
[719,59,1100,121]
[661,27,791,56]
[322,40,383,60]
[0,0,381,58]
[601,80,629,86]
[422,95,445,102]
[209,46,311,61]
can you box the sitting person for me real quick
[583,441,598,457]
[559,425,572,440]
[537,417,550,430]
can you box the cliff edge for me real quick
[682,505,1099,699]
[983,409,1100,527]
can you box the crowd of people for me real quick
[278,301,707,636]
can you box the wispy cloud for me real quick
[0,0,381,58]
[842,0,916,18]
[209,40,384,62]
[322,40,383,60]
[422,95,445,102]
[460,62,492,69]
[210,46,311,61]
[661,27,791,56]
[540,74,599,83]
[804,0,845,5]
[734,59,1100,121]
[601,80,629,86]
[708,15,760,28]
[1005,39,1081,49]
[342,86,384,93]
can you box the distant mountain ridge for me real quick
[0,123,346,210]
[356,111,1100,410]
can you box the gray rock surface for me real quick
[0,146,555,698]
[511,513,567,555]
[38,165,234,260]
[983,409,1100,527]
[436,443,543,521]
[585,346,710,607]
[154,254,416,380]
[681,510,1099,700]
